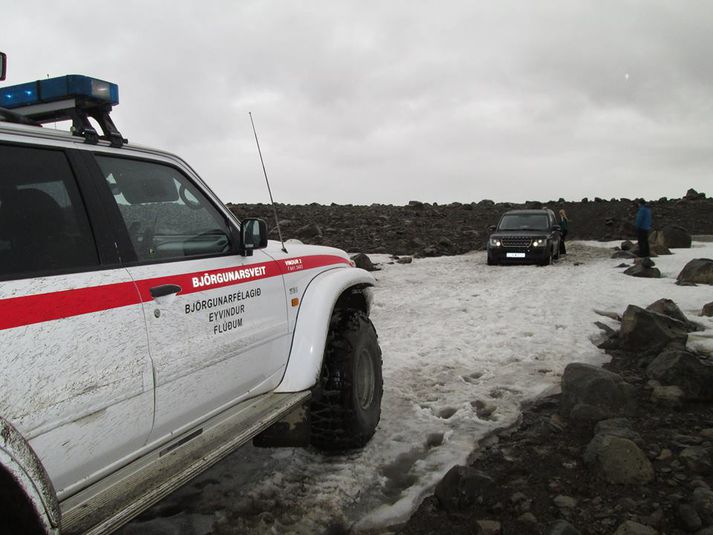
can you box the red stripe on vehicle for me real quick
[0,282,142,331]
[0,255,349,331]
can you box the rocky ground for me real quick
[393,297,713,535]
[228,189,713,257]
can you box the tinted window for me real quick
[95,156,231,262]
[0,144,99,279]
[498,213,549,230]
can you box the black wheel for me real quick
[540,249,552,266]
[310,309,383,451]
[487,253,496,266]
[0,470,45,535]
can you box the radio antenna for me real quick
[249,112,287,253]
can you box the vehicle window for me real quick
[498,213,549,230]
[95,156,231,262]
[0,144,99,279]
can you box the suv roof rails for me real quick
[0,74,127,148]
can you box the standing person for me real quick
[635,199,652,257]
[558,208,569,255]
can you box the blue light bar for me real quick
[0,74,119,110]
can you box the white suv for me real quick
[0,73,382,534]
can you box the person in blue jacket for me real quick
[635,199,652,257]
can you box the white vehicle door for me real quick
[0,144,154,498]
[93,155,290,443]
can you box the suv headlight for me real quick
[489,238,502,247]
[531,238,547,247]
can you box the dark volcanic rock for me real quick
[583,435,654,484]
[703,301,713,317]
[646,348,713,400]
[650,224,692,249]
[678,258,713,285]
[685,188,707,201]
[350,252,378,271]
[434,466,496,513]
[560,363,636,421]
[229,193,713,257]
[618,305,689,355]
[646,298,702,332]
[623,264,661,278]
[612,250,637,259]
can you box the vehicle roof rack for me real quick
[0,74,127,148]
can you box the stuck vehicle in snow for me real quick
[486,209,561,266]
[0,73,382,534]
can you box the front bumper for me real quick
[488,245,550,264]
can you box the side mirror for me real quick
[240,218,268,256]
[487,225,496,233]
[552,225,561,232]
[0,52,6,81]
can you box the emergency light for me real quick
[0,75,118,109]
[0,74,125,147]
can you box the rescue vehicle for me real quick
[0,62,383,534]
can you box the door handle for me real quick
[149,284,182,299]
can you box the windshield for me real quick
[498,213,549,230]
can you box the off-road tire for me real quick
[486,254,496,266]
[310,309,383,451]
[0,470,45,535]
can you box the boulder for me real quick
[434,466,496,513]
[612,250,637,259]
[560,363,636,421]
[418,246,440,258]
[685,188,706,201]
[583,435,654,484]
[646,298,702,332]
[680,446,713,474]
[678,258,713,285]
[396,256,413,264]
[650,383,684,406]
[350,253,378,272]
[295,223,322,239]
[702,301,713,317]
[649,243,672,255]
[619,305,689,354]
[621,240,635,251]
[623,264,661,278]
[650,224,692,249]
[593,418,643,445]
[646,348,713,400]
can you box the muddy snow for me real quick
[121,241,713,535]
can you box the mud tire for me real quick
[0,470,45,535]
[310,309,383,451]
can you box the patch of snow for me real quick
[124,241,713,534]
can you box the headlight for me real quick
[531,238,547,247]
[489,238,502,247]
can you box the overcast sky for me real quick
[4,1,713,205]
